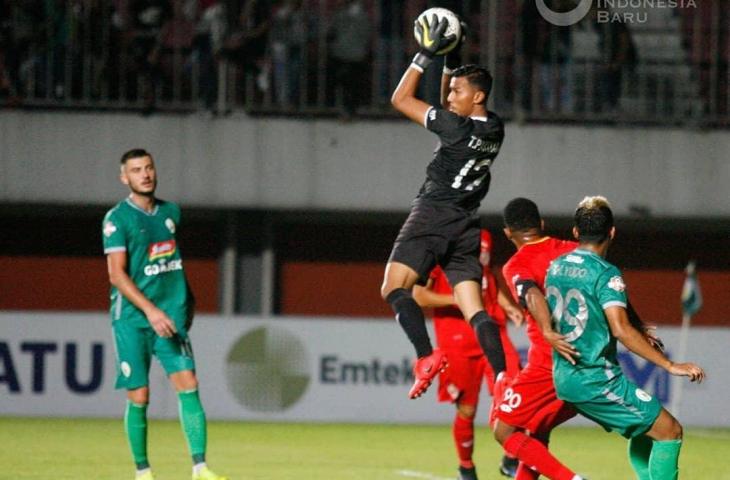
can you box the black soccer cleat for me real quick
[499,455,518,478]
[457,465,478,480]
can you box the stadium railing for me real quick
[0,0,726,127]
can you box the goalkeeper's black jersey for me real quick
[416,107,505,212]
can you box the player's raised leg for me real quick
[642,408,684,480]
[382,261,447,399]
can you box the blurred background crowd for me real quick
[0,0,727,123]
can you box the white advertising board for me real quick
[0,313,727,426]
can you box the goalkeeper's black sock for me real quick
[470,311,506,376]
[386,288,433,358]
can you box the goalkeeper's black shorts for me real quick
[388,198,481,287]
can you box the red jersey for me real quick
[502,237,577,370]
[431,231,505,357]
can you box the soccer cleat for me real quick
[135,471,155,480]
[192,466,229,480]
[408,349,448,399]
[458,465,478,480]
[499,455,518,477]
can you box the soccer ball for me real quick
[413,7,462,55]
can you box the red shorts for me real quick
[437,354,487,407]
[493,363,576,434]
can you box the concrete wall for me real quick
[1,110,728,216]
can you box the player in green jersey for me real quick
[103,149,228,480]
[544,196,705,480]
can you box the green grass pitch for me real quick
[2,418,728,479]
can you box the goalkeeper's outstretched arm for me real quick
[394,12,452,124]
[391,67,431,125]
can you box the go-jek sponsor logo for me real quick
[145,240,182,276]
[144,259,182,276]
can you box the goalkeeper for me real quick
[380,12,510,401]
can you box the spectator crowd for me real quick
[0,0,726,122]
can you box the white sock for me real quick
[193,462,207,475]
[135,468,151,478]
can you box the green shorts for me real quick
[571,374,662,439]
[112,320,195,390]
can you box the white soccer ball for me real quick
[413,7,462,55]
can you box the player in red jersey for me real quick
[491,198,586,480]
[414,230,522,480]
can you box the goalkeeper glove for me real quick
[412,14,454,72]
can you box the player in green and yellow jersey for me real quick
[103,149,227,480]
[544,196,705,480]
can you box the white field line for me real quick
[395,469,454,480]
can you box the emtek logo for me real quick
[320,356,414,385]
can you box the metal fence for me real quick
[0,0,727,126]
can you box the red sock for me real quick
[453,413,475,468]
[516,462,540,480]
[503,431,576,480]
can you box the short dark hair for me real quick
[452,64,493,101]
[503,197,541,231]
[120,148,152,164]
[574,196,614,243]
